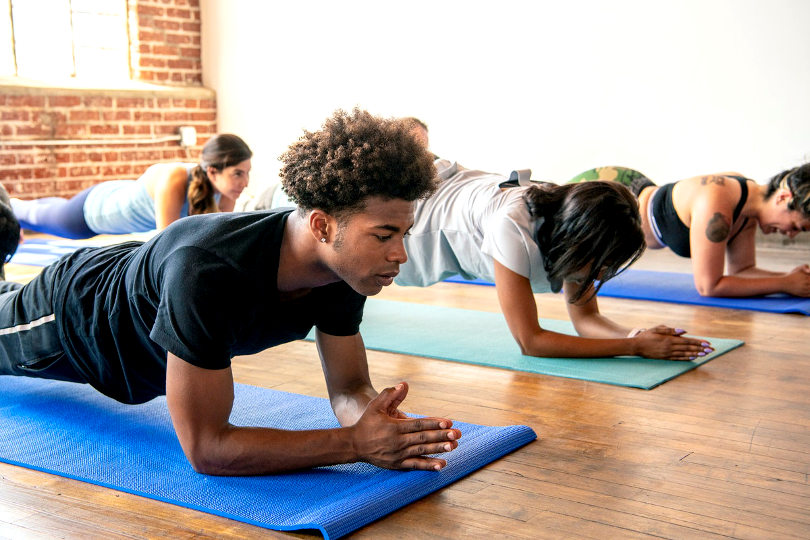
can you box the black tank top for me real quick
[651,176,749,258]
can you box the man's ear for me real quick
[308,209,333,243]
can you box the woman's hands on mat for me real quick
[350,382,461,471]
[629,326,714,361]
[783,264,810,297]
[494,262,712,361]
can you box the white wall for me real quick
[201,0,810,197]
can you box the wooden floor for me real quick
[1,238,808,539]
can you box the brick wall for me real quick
[130,0,202,86]
[0,0,215,200]
[0,88,216,198]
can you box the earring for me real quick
[320,237,327,243]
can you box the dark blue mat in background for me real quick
[598,269,810,315]
[0,376,536,539]
[444,269,810,315]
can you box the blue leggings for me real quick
[11,187,96,239]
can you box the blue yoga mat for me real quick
[309,299,743,390]
[599,269,810,315]
[0,376,535,539]
[9,238,106,267]
[444,269,810,315]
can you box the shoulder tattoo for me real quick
[700,175,726,186]
[705,212,730,243]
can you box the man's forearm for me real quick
[186,425,359,476]
[183,384,461,476]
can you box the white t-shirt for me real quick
[396,159,557,293]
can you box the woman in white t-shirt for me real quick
[396,159,712,361]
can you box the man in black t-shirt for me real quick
[0,109,461,475]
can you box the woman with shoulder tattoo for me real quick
[570,164,810,297]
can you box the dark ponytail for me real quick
[188,134,253,215]
[525,181,645,303]
[764,163,810,218]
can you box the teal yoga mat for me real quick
[0,376,536,539]
[308,299,744,390]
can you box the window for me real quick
[0,1,13,75]
[1,0,129,82]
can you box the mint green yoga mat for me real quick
[308,299,743,390]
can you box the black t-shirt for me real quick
[52,210,366,404]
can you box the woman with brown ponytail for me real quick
[10,134,252,239]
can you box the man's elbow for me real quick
[185,452,224,475]
[182,442,234,476]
